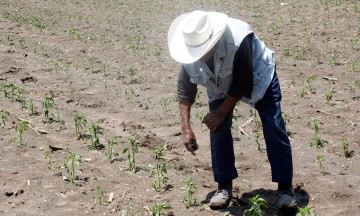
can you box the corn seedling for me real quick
[296,206,316,216]
[306,74,315,92]
[308,117,327,148]
[243,195,269,216]
[61,152,83,184]
[15,120,29,146]
[329,49,340,69]
[0,110,10,128]
[42,95,55,123]
[123,136,140,173]
[342,139,354,158]
[141,97,150,110]
[127,66,137,84]
[93,186,107,206]
[73,113,87,140]
[325,80,335,102]
[300,81,310,97]
[125,86,136,101]
[282,112,293,135]
[181,178,197,207]
[151,147,168,191]
[44,149,54,166]
[160,97,171,114]
[196,110,207,132]
[105,137,119,163]
[314,154,325,173]
[250,109,262,130]
[255,132,262,151]
[89,121,104,150]
[347,81,356,99]
[148,203,172,216]
[27,99,38,116]
[52,113,66,130]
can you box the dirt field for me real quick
[0,0,359,215]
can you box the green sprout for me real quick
[89,121,104,150]
[27,99,38,116]
[15,120,29,146]
[255,132,262,151]
[325,80,335,102]
[160,97,171,114]
[150,147,169,191]
[73,113,87,140]
[282,111,293,135]
[41,95,55,123]
[196,110,207,132]
[181,178,197,207]
[296,206,316,216]
[61,152,83,184]
[243,195,269,216]
[342,139,354,158]
[93,186,107,206]
[44,149,54,165]
[0,110,10,128]
[123,136,140,173]
[308,117,328,148]
[105,137,119,163]
[148,203,172,216]
[314,154,325,173]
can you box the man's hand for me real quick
[182,128,198,155]
[203,110,226,133]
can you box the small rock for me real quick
[53,172,62,176]
[14,189,24,196]
[108,192,115,203]
[63,176,69,181]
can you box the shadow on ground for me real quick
[201,187,309,216]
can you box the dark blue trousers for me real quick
[209,72,293,183]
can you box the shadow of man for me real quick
[201,186,310,216]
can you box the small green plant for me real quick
[93,186,107,206]
[73,113,87,140]
[27,99,38,116]
[250,109,262,130]
[347,81,356,99]
[127,66,137,84]
[0,110,10,128]
[52,113,66,130]
[44,148,54,168]
[15,120,29,145]
[300,81,309,97]
[342,139,354,158]
[148,203,172,216]
[243,195,269,216]
[141,97,150,109]
[196,110,207,132]
[314,154,325,173]
[89,121,104,150]
[123,136,140,173]
[181,178,197,207]
[255,132,262,151]
[282,111,293,134]
[296,206,316,216]
[160,97,171,114]
[105,137,119,163]
[306,74,315,92]
[61,152,83,184]
[308,117,328,148]
[150,147,169,191]
[325,80,335,102]
[42,95,55,123]
[329,49,340,69]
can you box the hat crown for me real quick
[182,11,213,47]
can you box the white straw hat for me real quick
[168,11,228,64]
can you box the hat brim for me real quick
[168,11,228,64]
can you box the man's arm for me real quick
[203,34,254,132]
[178,66,198,154]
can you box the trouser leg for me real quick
[255,72,293,183]
[209,99,238,183]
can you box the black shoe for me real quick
[278,186,297,209]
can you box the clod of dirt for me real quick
[5,189,24,197]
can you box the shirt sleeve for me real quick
[177,65,197,104]
[227,33,254,98]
